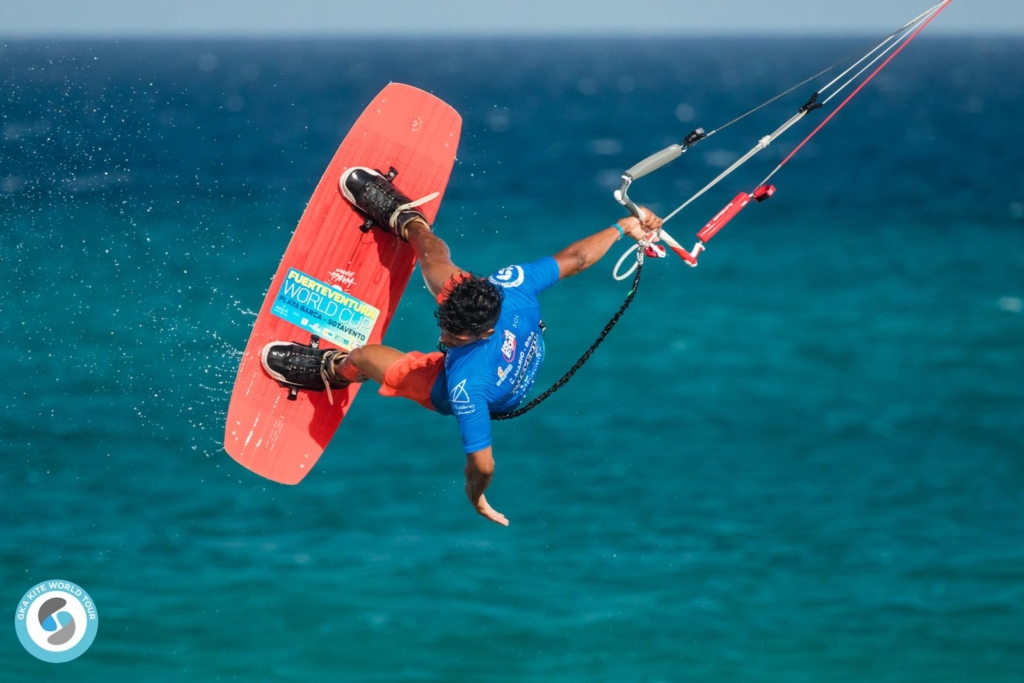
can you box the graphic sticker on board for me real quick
[271,268,380,350]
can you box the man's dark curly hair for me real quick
[435,275,504,335]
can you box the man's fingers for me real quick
[478,505,509,526]
[476,496,510,526]
[639,209,663,232]
[485,509,510,526]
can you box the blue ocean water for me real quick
[2,36,1023,681]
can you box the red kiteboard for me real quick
[225,83,461,484]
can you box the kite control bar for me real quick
[612,182,776,279]
[611,129,705,278]
[609,0,951,281]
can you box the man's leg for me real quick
[330,217,461,384]
[330,344,444,412]
[332,344,404,384]
[339,166,469,299]
[404,218,468,300]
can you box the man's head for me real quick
[435,275,504,348]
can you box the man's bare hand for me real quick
[639,206,663,235]
[464,447,508,526]
[472,493,509,527]
[619,206,664,242]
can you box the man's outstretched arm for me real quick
[553,209,663,280]
[465,446,508,526]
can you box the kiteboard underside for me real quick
[224,83,462,484]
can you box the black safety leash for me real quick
[491,256,644,421]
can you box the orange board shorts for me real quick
[379,351,445,411]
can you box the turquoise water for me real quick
[2,37,1023,681]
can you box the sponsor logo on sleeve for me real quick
[450,379,471,403]
[490,265,525,288]
[450,379,476,415]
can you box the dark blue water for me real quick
[2,37,1023,681]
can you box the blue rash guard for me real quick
[430,257,561,453]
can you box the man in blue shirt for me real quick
[263,167,662,526]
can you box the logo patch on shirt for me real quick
[490,265,525,288]
[496,363,513,386]
[449,379,471,404]
[501,330,517,361]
